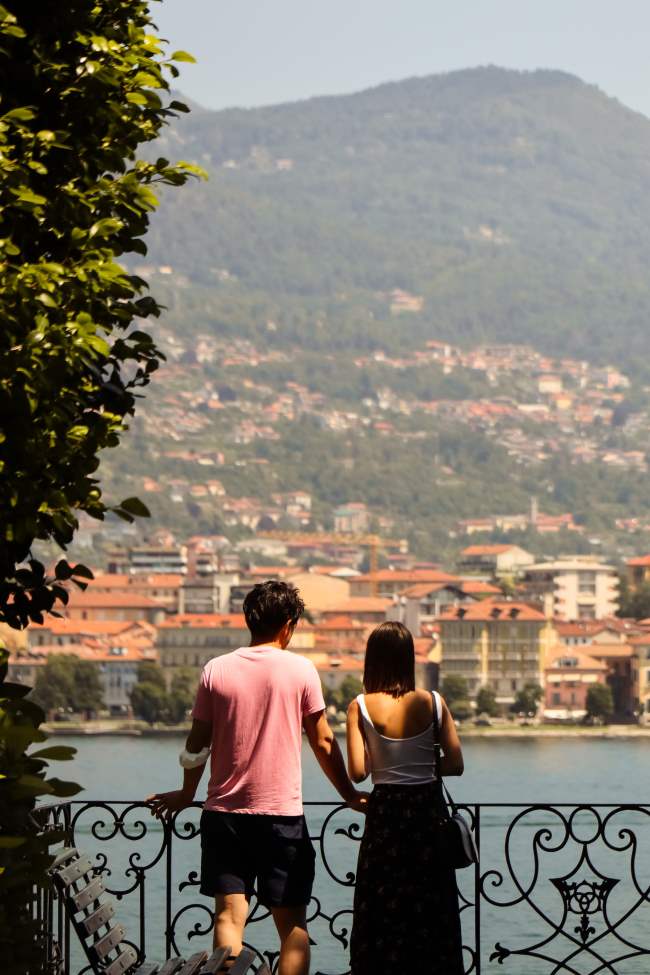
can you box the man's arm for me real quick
[147,718,212,819]
[303,710,368,813]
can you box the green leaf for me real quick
[117,496,150,518]
[46,777,83,797]
[89,217,123,238]
[28,746,77,761]
[170,50,196,63]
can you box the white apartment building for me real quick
[522,558,619,620]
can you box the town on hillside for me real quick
[7,528,650,728]
[90,330,650,569]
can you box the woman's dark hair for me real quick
[363,620,415,698]
[243,580,305,641]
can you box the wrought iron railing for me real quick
[40,801,650,975]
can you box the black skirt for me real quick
[350,781,465,975]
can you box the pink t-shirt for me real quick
[192,645,325,816]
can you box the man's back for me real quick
[192,644,324,816]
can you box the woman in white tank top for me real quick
[346,620,465,975]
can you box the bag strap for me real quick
[431,691,458,815]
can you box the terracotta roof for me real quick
[545,647,607,671]
[439,599,546,622]
[315,656,364,673]
[65,591,164,608]
[459,580,502,595]
[461,545,520,556]
[355,570,456,583]
[29,619,141,636]
[90,573,183,588]
[581,643,633,659]
[401,582,464,599]
[627,556,650,566]
[628,634,650,646]
[249,566,296,577]
[322,598,391,614]
[314,616,367,630]
[157,613,247,629]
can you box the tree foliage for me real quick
[475,685,500,717]
[0,1,203,629]
[617,576,650,621]
[32,654,104,715]
[0,648,81,974]
[585,683,614,724]
[130,661,195,725]
[323,675,362,713]
[511,682,544,717]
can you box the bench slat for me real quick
[92,923,125,960]
[132,963,159,975]
[177,951,209,975]
[83,901,115,935]
[228,948,256,975]
[198,947,230,974]
[51,847,79,870]
[104,946,138,975]
[57,856,95,888]
[72,875,105,911]
[155,959,186,975]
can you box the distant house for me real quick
[458,544,534,578]
[544,648,608,721]
[333,503,369,534]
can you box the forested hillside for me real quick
[145,67,650,374]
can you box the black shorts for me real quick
[200,810,316,907]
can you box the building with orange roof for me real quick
[577,642,635,716]
[156,613,315,682]
[401,582,478,636]
[437,600,556,709]
[630,633,650,720]
[350,569,458,599]
[458,544,534,578]
[63,589,166,624]
[544,647,607,721]
[319,597,391,624]
[28,618,152,647]
[626,555,650,590]
[313,616,370,655]
[8,640,157,714]
[84,572,182,612]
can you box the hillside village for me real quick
[94,324,650,554]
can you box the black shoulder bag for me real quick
[431,692,478,870]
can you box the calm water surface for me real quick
[53,735,650,974]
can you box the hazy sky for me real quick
[153,0,650,116]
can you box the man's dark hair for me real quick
[363,620,415,698]
[243,580,305,642]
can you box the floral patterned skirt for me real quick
[350,782,465,975]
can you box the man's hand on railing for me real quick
[146,789,196,820]
[347,791,370,815]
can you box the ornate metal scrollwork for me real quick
[41,799,650,975]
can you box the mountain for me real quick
[146,67,650,374]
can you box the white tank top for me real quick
[357,691,442,786]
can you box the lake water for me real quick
[53,734,650,974]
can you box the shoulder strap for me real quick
[431,691,442,783]
[431,691,458,813]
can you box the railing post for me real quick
[474,804,481,975]
[165,815,173,960]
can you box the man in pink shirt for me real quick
[149,581,366,975]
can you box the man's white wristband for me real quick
[179,746,211,769]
